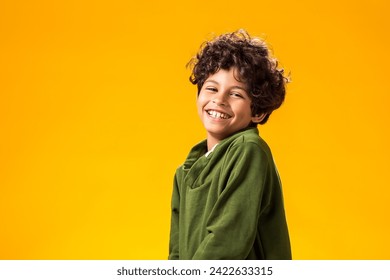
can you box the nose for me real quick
[212,91,227,106]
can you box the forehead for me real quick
[204,68,248,88]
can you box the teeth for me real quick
[207,110,230,119]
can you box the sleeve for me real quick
[192,143,271,260]
[168,171,180,260]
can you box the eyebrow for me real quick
[204,79,248,92]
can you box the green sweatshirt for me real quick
[169,127,291,260]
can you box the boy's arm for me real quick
[168,173,180,260]
[192,143,271,260]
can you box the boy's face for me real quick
[197,67,259,143]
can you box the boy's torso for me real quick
[174,128,291,259]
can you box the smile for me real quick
[206,110,231,119]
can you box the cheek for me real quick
[196,97,202,109]
[196,97,205,114]
[235,103,252,117]
[197,93,208,108]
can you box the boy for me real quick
[169,30,291,260]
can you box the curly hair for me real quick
[188,29,288,125]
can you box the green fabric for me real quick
[169,127,291,260]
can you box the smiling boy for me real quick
[168,30,291,260]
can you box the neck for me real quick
[206,134,221,151]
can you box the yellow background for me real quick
[1,0,389,259]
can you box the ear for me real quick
[251,113,266,124]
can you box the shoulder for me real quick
[228,128,272,157]
[211,128,274,173]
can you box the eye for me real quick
[230,92,244,98]
[205,87,217,92]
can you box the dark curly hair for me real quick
[188,29,288,125]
